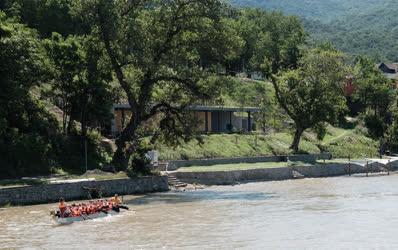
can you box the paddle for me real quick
[118,205,129,210]
[80,212,88,220]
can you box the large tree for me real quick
[235,8,306,75]
[44,33,113,138]
[353,56,394,150]
[0,11,58,177]
[269,46,348,152]
[71,0,241,172]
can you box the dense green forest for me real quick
[232,0,398,61]
[231,0,393,22]
[1,0,397,179]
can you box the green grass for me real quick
[320,126,378,159]
[0,171,129,188]
[0,179,48,188]
[156,125,378,161]
[75,171,128,181]
[157,133,318,160]
[178,162,291,172]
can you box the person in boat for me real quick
[110,194,129,211]
[111,194,122,205]
[58,198,67,218]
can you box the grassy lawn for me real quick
[60,171,128,181]
[316,159,350,164]
[157,132,319,161]
[177,162,291,172]
[0,171,129,189]
[178,158,373,173]
[156,125,378,161]
[0,179,48,188]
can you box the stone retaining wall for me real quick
[167,153,332,170]
[0,176,169,206]
[176,163,396,185]
[176,167,293,185]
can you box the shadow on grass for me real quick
[0,178,47,187]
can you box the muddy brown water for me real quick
[2,174,398,249]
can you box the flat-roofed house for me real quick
[377,63,398,86]
[111,104,260,136]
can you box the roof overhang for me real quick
[113,104,261,112]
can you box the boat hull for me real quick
[53,210,119,225]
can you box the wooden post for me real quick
[205,111,209,133]
[217,111,221,132]
[248,111,251,132]
[366,161,369,177]
[85,138,88,179]
[388,159,390,175]
[348,155,351,176]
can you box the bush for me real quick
[0,100,59,178]
[126,143,152,177]
[0,132,52,178]
[364,114,385,139]
[251,123,257,131]
[53,130,111,173]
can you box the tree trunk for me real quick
[290,127,304,153]
[62,111,67,135]
[97,9,141,171]
[81,118,87,155]
[112,117,139,171]
[67,117,73,135]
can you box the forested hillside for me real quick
[1,0,396,179]
[232,0,398,61]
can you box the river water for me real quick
[1,174,398,249]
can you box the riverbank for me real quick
[174,159,398,185]
[0,176,169,206]
[3,176,398,249]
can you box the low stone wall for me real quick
[0,176,169,206]
[176,167,293,185]
[176,162,396,185]
[167,153,332,171]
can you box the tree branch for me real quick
[96,3,138,111]
[270,74,296,121]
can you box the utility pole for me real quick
[85,137,88,179]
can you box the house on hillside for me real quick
[111,104,260,136]
[377,63,398,86]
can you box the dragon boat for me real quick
[51,203,129,225]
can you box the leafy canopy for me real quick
[272,46,348,151]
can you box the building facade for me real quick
[111,104,259,136]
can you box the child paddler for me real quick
[110,194,129,211]
[58,198,67,218]
[110,194,122,205]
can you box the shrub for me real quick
[53,130,111,173]
[126,142,152,177]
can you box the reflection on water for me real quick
[2,174,398,249]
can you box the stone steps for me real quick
[167,173,188,187]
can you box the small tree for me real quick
[353,56,393,142]
[270,47,348,152]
